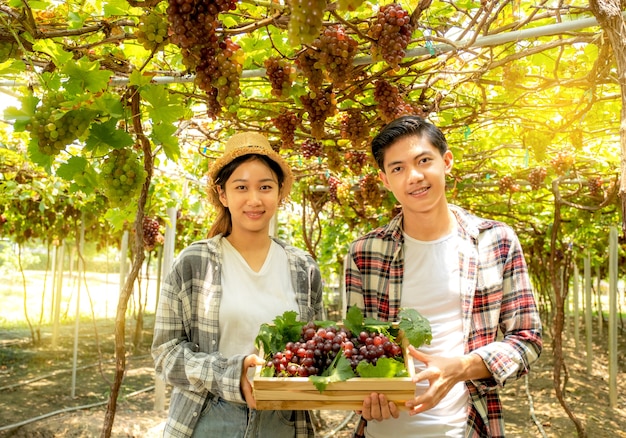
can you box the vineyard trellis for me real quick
[1,1,625,437]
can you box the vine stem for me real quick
[100,85,154,438]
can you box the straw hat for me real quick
[207,132,294,206]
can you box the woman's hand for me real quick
[241,354,265,409]
[360,393,400,422]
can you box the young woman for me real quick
[152,132,324,438]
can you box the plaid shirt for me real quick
[345,205,542,437]
[152,235,324,438]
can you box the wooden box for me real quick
[253,343,415,411]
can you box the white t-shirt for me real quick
[218,238,298,358]
[366,230,469,438]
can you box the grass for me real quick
[0,269,160,329]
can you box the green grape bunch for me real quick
[135,11,169,51]
[287,0,327,46]
[27,93,94,156]
[99,148,147,208]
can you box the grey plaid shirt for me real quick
[152,235,323,438]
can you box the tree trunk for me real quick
[588,0,626,237]
[100,86,154,438]
[549,182,587,437]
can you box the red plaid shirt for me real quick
[344,205,542,437]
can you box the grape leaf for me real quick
[254,311,305,358]
[56,156,88,180]
[356,357,409,378]
[398,308,432,348]
[342,305,364,335]
[310,353,356,393]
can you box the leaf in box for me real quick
[310,353,355,393]
[255,310,305,357]
[356,357,409,378]
[398,308,432,348]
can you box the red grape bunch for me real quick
[135,11,169,51]
[28,93,93,156]
[587,176,604,198]
[550,151,574,176]
[356,173,384,208]
[498,175,519,195]
[296,48,325,92]
[300,86,337,139]
[373,79,415,123]
[327,175,341,203]
[368,3,414,70]
[166,0,221,49]
[99,148,147,208]
[301,139,323,159]
[264,57,297,98]
[528,167,547,190]
[287,0,326,46]
[213,38,244,117]
[323,146,343,172]
[312,25,358,86]
[142,216,164,251]
[273,110,301,150]
[265,323,349,377]
[345,150,368,173]
[193,45,220,94]
[340,110,369,149]
[265,322,404,377]
[166,0,239,117]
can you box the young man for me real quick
[344,115,543,437]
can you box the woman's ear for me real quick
[217,186,228,207]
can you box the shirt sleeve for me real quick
[343,244,365,316]
[151,250,246,404]
[470,228,543,390]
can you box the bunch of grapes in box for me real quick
[255,306,431,390]
[264,322,406,378]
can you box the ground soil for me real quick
[0,315,624,438]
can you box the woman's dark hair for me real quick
[208,154,285,237]
[371,115,449,171]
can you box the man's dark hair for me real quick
[371,115,449,171]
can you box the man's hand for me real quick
[241,354,265,409]
[405,346,491,415]
[359,393,400,422]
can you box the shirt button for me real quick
[192,411,198,417]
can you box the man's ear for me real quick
[379,170,391,191]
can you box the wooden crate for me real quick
[253,375,416,411]
[253,338,415,411]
